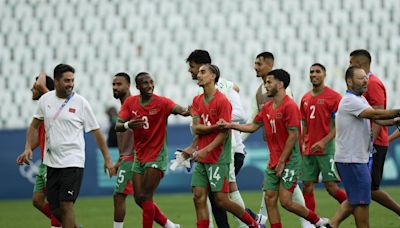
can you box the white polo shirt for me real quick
[34,91,99,168]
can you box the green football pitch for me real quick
[1,187,399,227]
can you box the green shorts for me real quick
[114,159,134,195]
[301,154,340,182]
[132,153,167,174]
[191,162,230,193]
[33,162,47,193]
[263,161,300,192]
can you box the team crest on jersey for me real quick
[318,99,324,104]
[68,108,76,113]
[210,109,217,115]
[149,108,159,115]
[276,113,283,119]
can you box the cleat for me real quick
[315,217,332,228]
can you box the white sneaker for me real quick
[300,218,315,228]
[315,217,332,228]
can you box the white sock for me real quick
[206,197,214,228]
[259,191,268,216]
[51,226,62,228]
[292,185,305,206]
[113,221,123,228]
[230,190,247,228]
[292,185,312,228]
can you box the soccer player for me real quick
[349,49,400,216]
[16,73,62,228]
[300,63,347,212]
[20,64,115,228]
[190,64,260,228]
[218,69,331,228]
[331,66,400,228]
[115,72,189,228]
[242,52,309,227]
[184,49,262,227]
[111,73,135,228]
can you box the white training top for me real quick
[34,91,100,168]
[335,92,372,163]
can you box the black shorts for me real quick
[234,152,245,176]
[46,167,84,211]
[370,145,388,191]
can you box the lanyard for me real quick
[52,92,75,120]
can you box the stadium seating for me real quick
[0,0,399,128]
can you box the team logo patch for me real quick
[318,99,324,104]
[210,109,217,115]
[276,113,283,119]
[69,108,76,113]
[149,108,158,115]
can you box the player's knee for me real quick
[134,194,145,206]
[32,198,43,209]
[279,197,293,210]
[192,192,206,206]
[324,182,338,195]
[302,182,314,193]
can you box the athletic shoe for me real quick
[315,217,332,228]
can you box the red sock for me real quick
[196,219,209,228]
[153,203,167,226]
[303,192,316,212]
[41,203,52,218]
[305,210,320,224]
[240,211,258,227]
[142,201,155,228]
[271,223,283,228]
[334,189,347,203]
[51,215,61,227]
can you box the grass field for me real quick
[1,187,399,227]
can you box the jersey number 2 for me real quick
[309,105,316,119]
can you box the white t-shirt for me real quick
[335,92,372,163]
[34,91,100,168]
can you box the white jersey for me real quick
[34,91,99,168]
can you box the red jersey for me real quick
[118,94,176,162]
[38,122,45,159]
[300,86,342,155]
[192,90,232,164]
[363,73,388,146]
[254,95,302,169]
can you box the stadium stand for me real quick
[0,0,399,128]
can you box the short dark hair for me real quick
[350,49,371,64]
[345,66,360,82]
[186,49,211,64]
[256,52,274,62]
[206,64,220,83]
[310,63,326,72]
[135,72,150,84]
[114,72,130,84]
[35,75,54,91]
[53,64,75,80]
[267,69,290,89]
